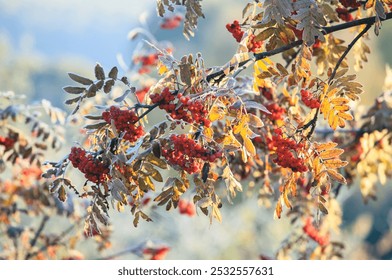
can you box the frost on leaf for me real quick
[156,0,205,40]
[262,0,293,25]
[292,0,326,45]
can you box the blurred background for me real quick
[1,0,391,259]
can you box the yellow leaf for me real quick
[328,111,339,130]
[324,159,348,169]
[338,112,353,121]
[248,113,264,127]
[319,148,344,159]
[338,117,345,128]
[282,190,292,209]
[242,132,256,156]
[274,200,283,220]
[320,99,330,119]
[222,132,242,147]
[255,59,269,71]
[157,63,169,75]
[209,106,224,122]
[327,88,339,98]
[327,169,347,184]
[334,105,350,111]
[330,97,349,105]
[314,142,338,151]
[204,126,214,139]
[233,115,249,134]
[313,156,322,175]
[365,0,375,8]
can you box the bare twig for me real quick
[24,215,50,259]
[206,12,392,83]
[328,23,372,83]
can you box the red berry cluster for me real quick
[300,90,321,109]
[247,34,263,53]
[312,39,322,49]
[178,199,196,216]
[350,142,363,162]
[135,86,150,103]
[339,0,360,8]
[134,54,159,74]
[259,86,274,100]
[226,20,244,42]
[102,106,144,143]
[0,136,16,150]
[160,15,183,30]
[143,246,170,260]
[68,147,110,183]
[162,134,222,174]
[336,7,354,22]
[150,88,211,127]
[303,218,330,246]
[267,129,308,172]
[265,103,286,121]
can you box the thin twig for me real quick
[328,23,372,83]
[25,215,50,259]
[206,12,392,83]
[25,215,86,260]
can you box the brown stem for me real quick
[328,23,372,83]
[206,12,392,83]
[25,215,50,260]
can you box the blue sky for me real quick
[0,0,155,67]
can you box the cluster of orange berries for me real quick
[150,88,211,127]
[68,147,110,183]
[300,90,321,109]
[303,218,330,246]
[336,7,354,22]
[339,0,360,8]
[267,129,307,172]
[135,86,150,103]
[178,199,196,216]
[247,34,263,53]
[102,106,144,143]
[142,246,170,260]
[162,134,222,174]
[133,53,159,74]
[259,86,274,101]
[226,20,263,53]
[0,136,15,150]
[226,20,244,42]
[265,103,286,121]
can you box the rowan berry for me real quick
[247,34,263,53]
[267,129,308,172]
[178,199,196,217]
[336,7,354,22]
[226,20,244,43]
[303,218,330,246]
[339,0,360,8]
[300,90,320,109]
[102,106,144,143]
[69,147,110,183]
[265,103,286,121]
[162,134,222,174]
[150,88,211,127]
[0,136,16,150]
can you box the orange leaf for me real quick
[319,148,344,159]
[324,159,348,169]
[274,200,283,219]
[314,142,338,151]
[327,169,347,184]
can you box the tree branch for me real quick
[25,215,50,259]
[329,23,372,82]
[206,12,392,83]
